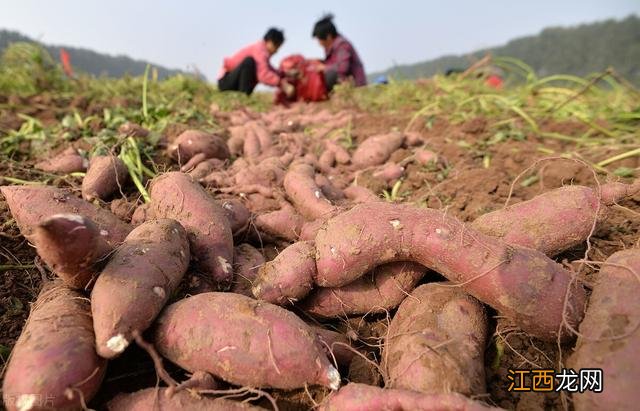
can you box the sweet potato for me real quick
[300,217,328,241]
[315,174,346,202]
[107,388,264,411]
[372,162,404,183]
[383,283,488,395]
[326,139,350,164]
[414,148,439,166]
[1,185,131,245]
[319,383,499,411]
[150,172,233,289]
[189,158,225,180]
[168,129,230,164]
[301,262,425,318]
[110,198,136,221]
[319,149,336,172]
[404,131,425,146]
[284,163,337,220]
[343,185,381,203]
[234,157,286,188]
[154,292,341,390]
[352,131,404,168]
[252,241,316,304]
[92,218,190,358]
[312,325,355,368]
[472,181,640,256]
[220,198,251,236]
[33,214,112,289]
[2,282,106,411]
[249,121,273,151]
[131,202,154,226]
[230,243,265,297]
[82,154,129,201]
[118,122,149,138]
[34,146,87,174]
[568,248,640,410]
[243,127,262,159]
[314,202,586,341]
[254,202,305,241]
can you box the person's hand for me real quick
[281,80,295,99]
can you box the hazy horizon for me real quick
[1,0,638,80]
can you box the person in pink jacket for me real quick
[218,28,292,96]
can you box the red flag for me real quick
[60,48,74,77]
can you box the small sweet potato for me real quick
[150,172,233,289]
[82,155,129,201]
[414,148,439,166]
[227,126,246,156]
[326,139,350,164]
[312,325,355,368]
[315,174,346,202]
[118,122,149,138]
[189,158,225,180]
[2,282,106,411]
[343,185,381,203]
[243,127,262,158]
[107,388,264,411]
[154,292,341,390]
[352,131,404,168]
[301,262,425,318]
[313,202,586,341]
[383,283,488,395]
[372,162,404,183]
[34,146,87,174]
[110,198,136,221]
[300,217,328,241]
[254,202,305,241]
[33,214,112,289]
[230,243,266,297]
[252,241,316,304]
[131,202,154,226]
[319,383,499,411]
[568,248,640,410]
[318,149,336,172]
[92,218,190,358]
[1,185,131,246]
[472,181,640,256]
[284,163,337,220]
[168,129,230,164]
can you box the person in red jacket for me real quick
[312,14,366,92]
[218,28,293,96]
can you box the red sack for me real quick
[275,54,327,105]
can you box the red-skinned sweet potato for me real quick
[312,324,355,368]
[383,283,488,395]
[319,383,499,411]
[2,282,106,411]
[300,262,425,317]
[315,174,346,202]
[318,149,336,172]
[154,292,341,390]
[472,180,640,256]
[343,185,380,203]
[82,155,129,201]
[352,132,404,168]
[252,241,316,304]
[34,146,87,174]
[230,243,266,297]
[372,162,404,183]
[168,130,230,165]
[325,140,350,164]
[150,172,234,289]
[33,214,112,289]
[314,202,586,341]
[118,122,149,138]
[1,185,131,246]
[107,388,264,411]
[92,218,190,358]
[254,202,305,241]
[568,248,640,410]
[220,198,251,236]
[284,163,337,220]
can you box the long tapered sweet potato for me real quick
[154,292,341,390]
[300,262,426,317]
[107,388,265,411]
[1,185,131,246]
[2,282,106,411]
[252,241,316,304]
[314,202,586,341]
[149,172,233,289]
[284,163,337,220]
[33,214,112,289]
[254,202,305,241]
[472,180,640,256]
[319,383,500,411]
[352,132,404,168]
[92,218,190,358]
[568,248,640,411]
[82,154,129,201]
[383,283,488,395]
[230,243,266,297]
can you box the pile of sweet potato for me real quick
[2,103,639,411]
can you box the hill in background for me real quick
[0,29,182,79]
[371,15,640,84]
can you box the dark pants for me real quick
[324,69,338,92]
[218,57,257,95]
